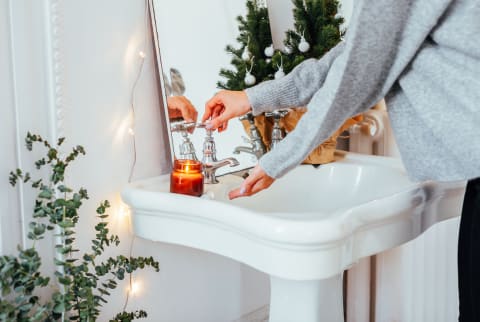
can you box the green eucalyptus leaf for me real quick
[53,302,65,313]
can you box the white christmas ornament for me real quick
[274,56,285,79]
[242,37,252,61]
[241,47,251,61]
[244,57,256,86]
[274,67,285,79]
[244,72,256,85]
[264,44,274,57]
[298,36,310,53]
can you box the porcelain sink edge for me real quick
[122,181,431,248]
[121,152,426,247]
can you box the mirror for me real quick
[150,0,260,175]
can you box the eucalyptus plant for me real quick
[1,133,159,322]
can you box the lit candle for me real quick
[170,159,204,197]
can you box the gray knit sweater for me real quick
[245,0,480,182]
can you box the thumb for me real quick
[207,113,230,130]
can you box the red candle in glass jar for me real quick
[170,159,204,197]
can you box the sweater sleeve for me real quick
[257,0,452,178]
[245,42,346,115]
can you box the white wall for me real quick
[1,0,60,269]
[1,1,269,321]
[0,0,22,255]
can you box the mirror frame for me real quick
[148,0,175,169]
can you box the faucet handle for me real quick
[267,110,290,150]
[171,121,208,132]
[171,121,193,133]
[241,135,252,144]
[239,112,255,124]
[265,109,290,119]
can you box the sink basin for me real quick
[122,151,465,322]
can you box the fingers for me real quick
[218,121,228,133]
[228,165,275,199]
[203,95,222,122]
[207,113,231,131]
[202,90,252,131]
[167,96,198,123]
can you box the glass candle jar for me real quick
[170,159,204,197]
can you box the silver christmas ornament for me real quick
[264,44,274,57]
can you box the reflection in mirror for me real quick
[150,0,259,175]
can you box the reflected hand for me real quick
[168,96,198,123]
[228,165,275,200]
[203,90,252,132]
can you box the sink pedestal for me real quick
[270,274,344,322]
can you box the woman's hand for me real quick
[203,90,252,132]
[168,96,198,123]
[229,165,275,199]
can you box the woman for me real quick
[202,0,480,320]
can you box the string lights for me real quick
[120,0,150,312]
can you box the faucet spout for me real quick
[233,146,254,155]
[204,157,239,184]
[233,145,264,160]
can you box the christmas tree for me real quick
[217,0,275,90]
[279,0,345,74]
[217,0,354,164]
[218,0,344,89]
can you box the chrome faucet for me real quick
[203,158,240,184]
[265,110,289,149]
[170,121,198,160]
[202,129,239,184]
[233,112,266,159]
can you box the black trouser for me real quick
[458,177,480,322]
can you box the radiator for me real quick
[346,102,460,322]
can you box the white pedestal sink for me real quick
[122,151,465,322]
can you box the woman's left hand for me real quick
[229,165,275,199]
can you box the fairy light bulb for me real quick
[118,203,130,218]
[130,281,141,295]
[138,51,146,59]
[128,127,135,136]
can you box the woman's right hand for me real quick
[167,96,198,123]
[203,90,252,132]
